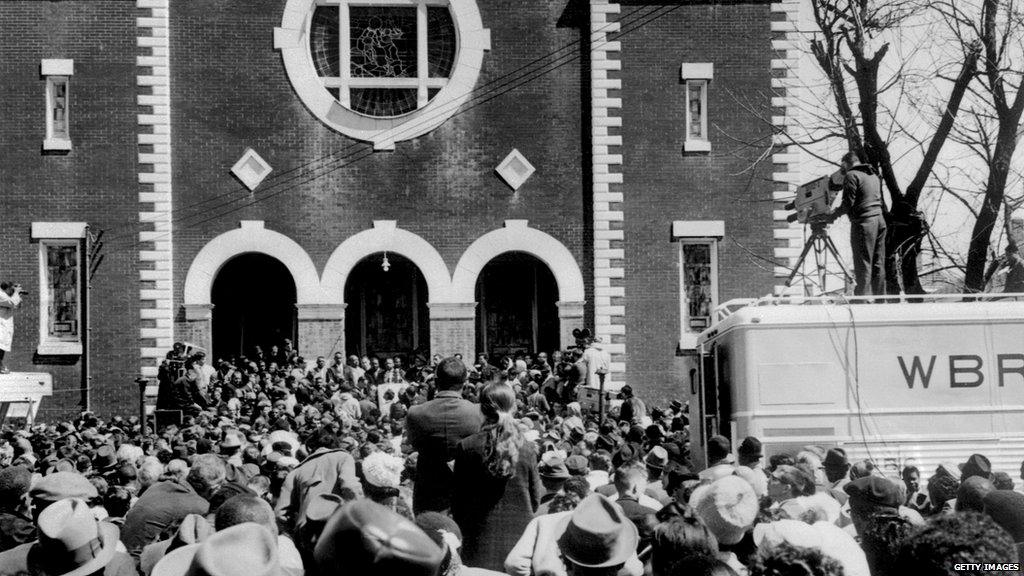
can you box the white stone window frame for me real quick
[276,0,490,151]
[681,63,713,153]
[673,220,723,350]
[41,59,74,152]
[31,222,87,356]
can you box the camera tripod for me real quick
[785,221,853,293]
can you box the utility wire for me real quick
[106,4,686,247]
[169,4,662,218]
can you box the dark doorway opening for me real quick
[211,253,297,362]
[475,252,559,362]
[344,253,430,361]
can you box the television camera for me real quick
[783,171,852,292]
[785,170,843,224]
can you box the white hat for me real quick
[361,451,404,489]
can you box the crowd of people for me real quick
[0,338,1021,576]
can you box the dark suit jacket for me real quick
[406,390,485,513]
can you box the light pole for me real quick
[135,377,149,434]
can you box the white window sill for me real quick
[679,333,699,351]
[43,137,72,152]
[683,139,711,153]
[36,341,82,356]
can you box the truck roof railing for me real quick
[712,293,1024,323]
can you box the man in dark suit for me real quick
[406,356,484,513]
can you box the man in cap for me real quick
[0,498,135,576]
[539,453,571,505]
[823,448,851,504]
[405,356,484,514]
[737,436,763,469]
[275,428,362,534]
[960,453,992,480]
[0,466,34,552]
[617,386,646,426]
[843,476,901,537]
[558,493,642,576]
[643,447,672,505]
[698,435,735,482]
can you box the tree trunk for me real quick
[964,128,1018,291]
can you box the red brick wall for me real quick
[168,0,589,316]
[0,1,140,417]
[618,2,776,404]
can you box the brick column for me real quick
[180,304,213,354]
[297,304,346,360]
[557,301,586,350]
[429,303,476,360]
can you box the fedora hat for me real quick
[539,453,571,480]
[152,523,280,576]
[27,498,119,576]
[92,445,117,472]
[30,472,99,506]
[314,500,442,576]
[218,433,242,451]
[556,493,638,568]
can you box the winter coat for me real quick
[405,391,484,513]
[452,429,541,571]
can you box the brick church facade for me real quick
[0,0,803,416]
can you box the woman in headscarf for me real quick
[452,382,542,571]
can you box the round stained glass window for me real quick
[309,3,457,118]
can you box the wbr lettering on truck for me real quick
[898,354,1024,388]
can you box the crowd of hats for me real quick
[1,346,1024,576]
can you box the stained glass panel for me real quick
[427,7,456,78]
[683,244,713,331]
[310,7,340,77]
[349,7,417,78]
[45,244,79,340]
[688,81,704,139]
[350,88,418,117]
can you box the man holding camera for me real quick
[829,150,887,296]
[0,282,24,374]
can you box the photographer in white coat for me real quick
[0,282,24,374]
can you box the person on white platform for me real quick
[573,328,610,391]
[0,282,24,374]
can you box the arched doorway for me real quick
[211,253,297,361]
[475,252,558,361]
[344,253,430,360]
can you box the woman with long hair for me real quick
[452,382,541,571]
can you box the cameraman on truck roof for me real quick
[828,150,887,296]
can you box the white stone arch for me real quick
[183,221,326,305]
[321,221,452,302]
[451,220,586,303]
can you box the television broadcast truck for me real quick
[693,294,1024,478]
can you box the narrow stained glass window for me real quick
[45,244,79,340]
[688,81,705,139]
[683,244,712,331]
